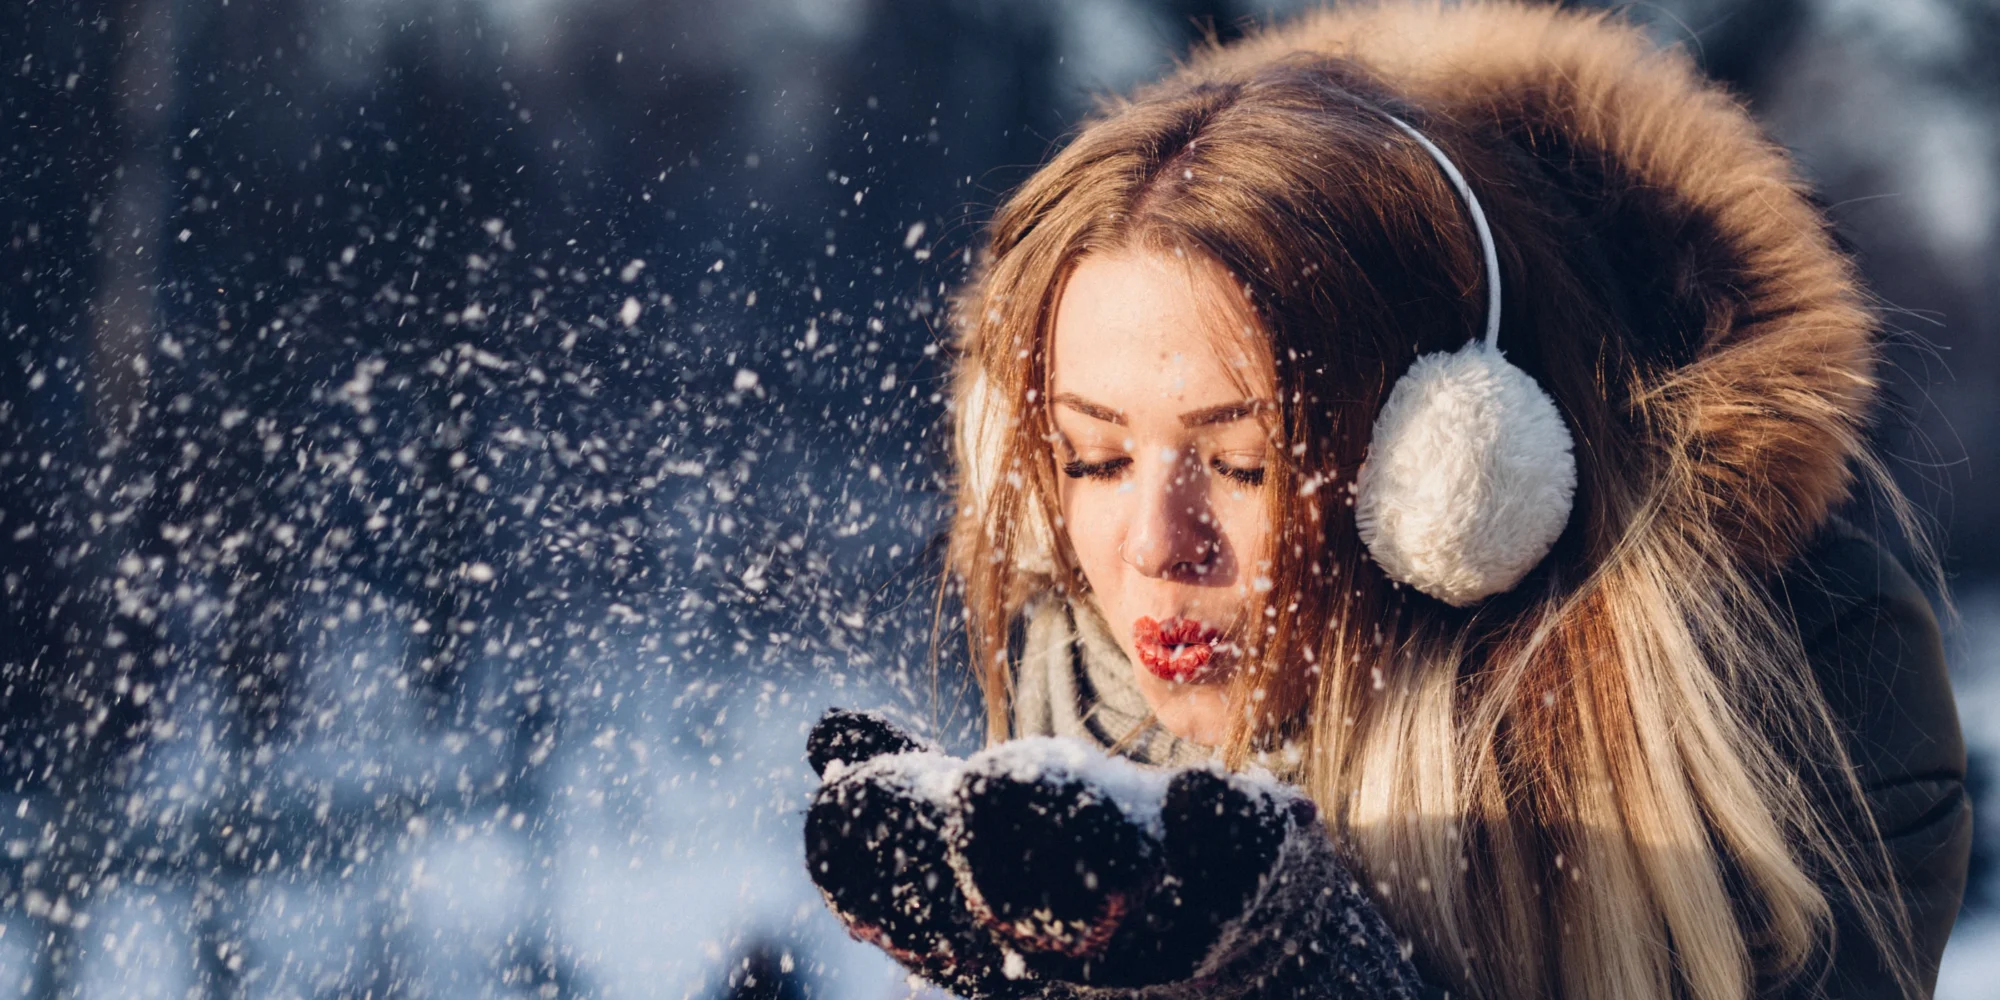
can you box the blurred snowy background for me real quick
[1,0,1995,997]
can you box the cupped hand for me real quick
[802,709,1425,1000]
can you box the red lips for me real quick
[1132,616,1223,683]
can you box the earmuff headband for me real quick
[1383,115,1502,350]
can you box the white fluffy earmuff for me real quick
[1351,117,1576,607]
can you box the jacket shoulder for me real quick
[1774,517,1963,797]
[1767,517,1970,999]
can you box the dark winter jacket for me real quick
[1765,515,1970,999]
[1014,512,1969,999]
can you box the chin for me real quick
[1134,666,1233,747]
[1155,703,1230,746]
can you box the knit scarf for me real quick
[1010,592,1218,768]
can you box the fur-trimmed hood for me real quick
[1190,0,1879,575]
[957,0,1881,582]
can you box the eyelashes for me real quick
[1215,462,1266,487]
[1060,456,1265,487]
[1061,457,1129,481]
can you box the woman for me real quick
[802,2,1970,998]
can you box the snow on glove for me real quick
[802,708,1426,1000]
[803,709,1026,997]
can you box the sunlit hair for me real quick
[940,13,1937,1000]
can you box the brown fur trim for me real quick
[1184,1,1877,573]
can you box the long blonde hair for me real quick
[941,4,1942,1000]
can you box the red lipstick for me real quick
[1132,616,1223,683]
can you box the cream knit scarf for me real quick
[1010,592,1218,769]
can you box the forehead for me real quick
[1048,248,1269,407]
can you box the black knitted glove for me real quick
[802,708,1425,999]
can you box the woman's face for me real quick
[1048,247,1276,746]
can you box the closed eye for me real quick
[1211,459,1265,487]
[1061,456,1130,481]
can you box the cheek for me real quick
[1210,488,1271,570]
[1057,481,1124,585]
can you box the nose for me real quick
[1119,447,1220,581]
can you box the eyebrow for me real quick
[1051,393,1264,428]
